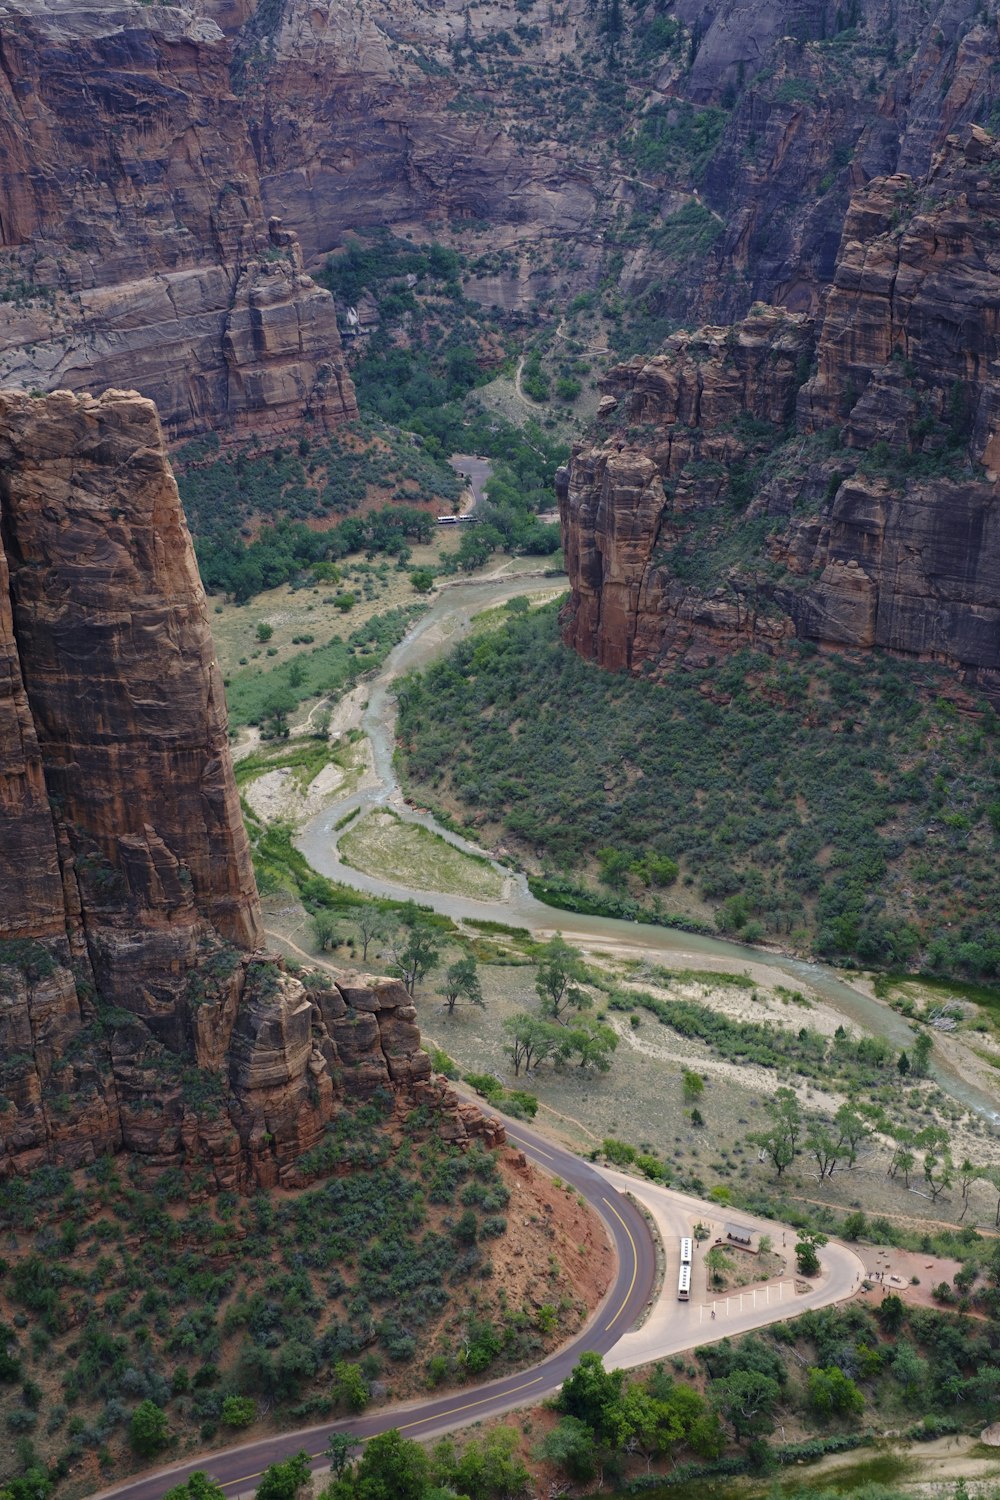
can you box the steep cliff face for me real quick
[2,0,997,409]
[560,127,1000,702]
[0,387,497,1187]
[0,0,356,439]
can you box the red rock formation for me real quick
[0,4,356,440]
[560,129,1000,703]
[0,387,499,1187]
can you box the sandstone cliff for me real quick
[2,0,997,417]
[0,0,356,439]
[560,127,1000,703]
[0,387,497,1187]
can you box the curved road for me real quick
[93,1118,656,1500]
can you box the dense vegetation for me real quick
[175,422,456,603]
[321,230,567,567]
[396,602,1000,978]
[224,603,425,729]
[0,1111,575,1492]
[240,1298,1000,1500]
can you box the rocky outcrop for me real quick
[0,0,356,439]
[560,128,1000,701]
[560,309,813,673]
[0,387,499,1187]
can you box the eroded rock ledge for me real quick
[560,127,1000,705]
[0,387,499,1189]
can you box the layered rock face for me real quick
[2,0,996,399]
[560,127,1000,702]
[0,388,497,1187]
[0,0,356,439]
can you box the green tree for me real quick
[804,1121,840,1180]
[841,1210,867,1242]
[705,1246,734,1287]
[356,906,389,963]
[711,1369,781,1442]
[561,1019,618,1072]
[795,1232,826,1276]
[313,910,339,952]
[332,1361,369,1412]
[351,1429,428,1500]
[163,1475,226,1500]
[834,1102,871,1166]
[503,1012,561,1076]
[749,1087,801,1177]
[911,1028,933,1077]
[256,621,273,643]
[957,1157,978,1221]
[324,1433,355,1481]
[129,1399,169,1458]
[262,685,296,739]
[441,954,484,1015]
[682,1069,704,1102]
[875,1293,906,1333]
[897,1049,910,1077]
[533,1416,597,1482]
[922,1149,953,1202]
[558,1351,625,1441]
[535,933,591,1023]
[451,1426,530,1499]
[256,1452,312,1500]
[409,568,435,593]
[806,1366,864,1418]
[891,1341,928,1399]
[220,1395,255,1428]
[386,904,440,996]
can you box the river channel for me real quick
[296,565,1000,1125]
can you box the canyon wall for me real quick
[0,387,497,1187]
[2,0,998,415]
[0,0,356,440]
[560,127,1000,703]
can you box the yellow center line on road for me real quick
[507,1134,554,1162]
[398,1376,544,1431]
[601,1197,638,1332]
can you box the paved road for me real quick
[94,1123,866,1500]
[92,1119,656,1500]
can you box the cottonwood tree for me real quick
[312,910,339,952]
[834,1102,871,1166]
[922,1149,953,1202]
[357,906,390,963]
[535,933,591,1023]
[805,1121,840,1180]
[749,1087,802,1177]
[561,1019,618,1072]
[504,1013,560,1076]
[325,1433,355,1481]
[794,1232,827,1277]
[164,1477,226,1500]
[256,1454,312,1500]
[682,1069,705,1101]
[958,1158,979,1221]
[440,954,484,1015]
[887,1128,917,1187]
[386,904,440,996]
[711,1369,781,1442]
[911,1028,933,1077]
